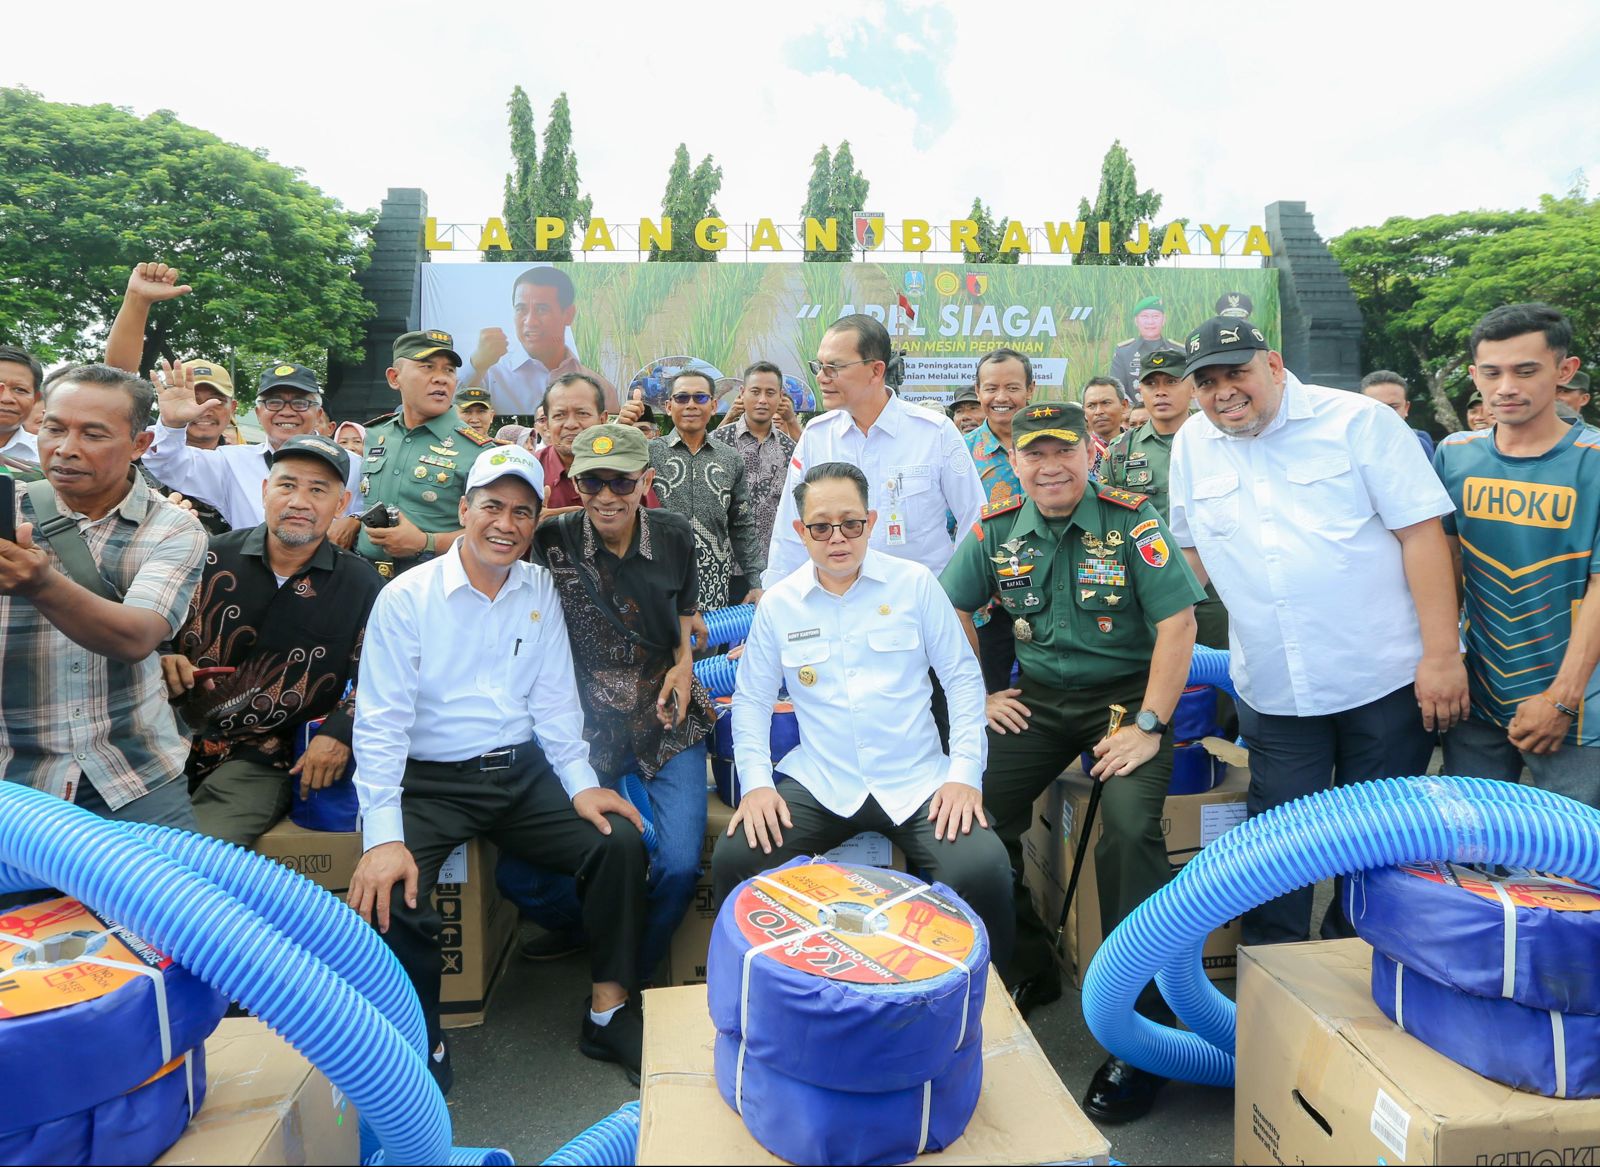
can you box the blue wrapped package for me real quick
[1347,862,1600,1014]
[1371,950,1600,1098]
[0,1046,206,1165]
[709,698,802,809]
[0,896,227,1131]
[714,1029,982,1166]
[707,858,988,1095]
[287,716,360,832]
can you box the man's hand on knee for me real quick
[573,787,644,836]
[927,782,988,843]
[728,787,791,854]
[347,842,418,934]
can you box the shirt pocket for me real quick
[1191,472,1241,540]
[866,626,922,654]
[1287,454,1366,526]
[888,464,935,501]
[780,639,832,671]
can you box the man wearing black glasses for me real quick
[146,361,362,530]
[709,461,1011,964]
[648,370,765,610]
[532,423,714,988]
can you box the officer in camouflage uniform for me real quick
[1108,295,1179,397]
[357,330,496,579]
[940,401,1203,1125]
[1100,346,1229,649]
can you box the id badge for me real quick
[885,510,907,545]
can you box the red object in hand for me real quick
[191,666,236,682]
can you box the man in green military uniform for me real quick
[454,385,497,439]
[358,330,497,578]
[1101,347,1229,649]
[940,401,1203,1125]
[1108,295,1178,397]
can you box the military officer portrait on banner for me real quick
[358,330,497,578]
[1108,296,1180,397]
[939,400,1204,1126]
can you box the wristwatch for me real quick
[1134,709,1169,737]
[422,532,437,555]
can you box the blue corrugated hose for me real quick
[692,604,756,649]
[693,653,740,698]
[541,1100,641,1165]
[1081,775,1600,1087]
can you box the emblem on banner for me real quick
[965,273,988,297]
[903,271,925,299]
[853,211,883,249]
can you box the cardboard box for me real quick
[660,791,908,987]
[1236,939,1600,1165]
[252,827,513,1028]
[1022,738,1248,986]
[157,1018,357,1166]
[636,968,1108,1165]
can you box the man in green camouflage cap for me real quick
[940,399,1203,1123]
[1109,296,1178,397]
[454,385,497,440]
[357,330,496,579]
[1100,347,1228,648]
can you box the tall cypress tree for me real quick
[1075,140,1164,267]
[488,86,538,263]
[650,144,723,262]
[800,144,834,261]
[800,140,871,262]
[532,92,591,263]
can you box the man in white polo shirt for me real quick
[1167,317,1468,946]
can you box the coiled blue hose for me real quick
[1185,645,1235,695]
[540,1100,641,1165]
[0,783,509,1165]
[694,653,740,698]
[1081,775,1600,1087]
[693,604,756,649]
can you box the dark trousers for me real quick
[980,673,1173,1021]
[382,744,647,1050]
[1237,683,1435,946]
[710,778,1015,972]
[975,610,1018,694]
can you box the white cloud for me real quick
[7,0,1598,254]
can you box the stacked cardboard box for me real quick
[253,824,513,1027]
[1021,738,1249,986]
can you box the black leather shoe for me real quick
[580,997,643,1086]
[1007,971,1063,1019]
[1082,1055,1166,1124]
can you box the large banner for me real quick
[420,262,1279,416]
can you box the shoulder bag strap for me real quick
[22,480,123,602]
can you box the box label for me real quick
[1370,1087,1410,1160]
[1200,801,1248,847]
[438,843,468,884]
[823,831,892,867]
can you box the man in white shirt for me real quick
[348,444,649,1091]
[711,461,1012,966]
[144,362,362,531]
[0,345,41,464]
[460,266,619,415]
[1168,317,1469,945]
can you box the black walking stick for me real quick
[1055,705,1126,953]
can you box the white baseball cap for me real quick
[465,445,546,500]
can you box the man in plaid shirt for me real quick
[0,365,207,827]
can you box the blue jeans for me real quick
[74,775,198,831]
[504,742,708,977]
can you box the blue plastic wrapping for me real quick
[710,700,801,808]
[1168,741,1224,795]
[287,716,360,832]
[0,1046,206,1166]
[0,896,227,1130]
[714,1029,982,1166]
[1371,950,1600,1098]
[1172,685,1222,743]
[1347,861,1600,1014]
[707,858,988,1094]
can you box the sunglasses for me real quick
[804,519,867,541]
[574,475,642,496]
[670,392,712,405]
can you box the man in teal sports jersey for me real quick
[1434,303,1600,807]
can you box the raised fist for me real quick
[472,327,510,373]
[127,263,192,304]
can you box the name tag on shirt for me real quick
[787,628,822,642]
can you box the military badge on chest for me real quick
[1125,454,1153,489]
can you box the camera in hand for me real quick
[359,503,399,530]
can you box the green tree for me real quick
[649,144,723,262]
[1328,200,1600,428]
[487,85,539,263]
[1075,139,1167,267]
[0,88,373,377]
[531,92,592,262]
[799,139,871,261]
[968,197,1020,264]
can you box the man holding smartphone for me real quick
[163,435,382,845]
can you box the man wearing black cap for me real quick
[455,386,497,439]
[146,361,363,531]
[1108,296,1177,395]
[1215,291,1254,319]
[162,435,381,846]
[357,330,498,579]
[1168,317,1468,945]
[941,401,1205,1122]
[947,385,984,435]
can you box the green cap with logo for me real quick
[1011,402,1086,449]
[569,423,650,476]
[1132,295,1164,315]
[393,329,462,366]
[1138,347,1188,381]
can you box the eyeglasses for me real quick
[807,358,874,380]
[670,392,711,405]
[259,397,317,413]
[574,475,642,496]
[803,519,868,541]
